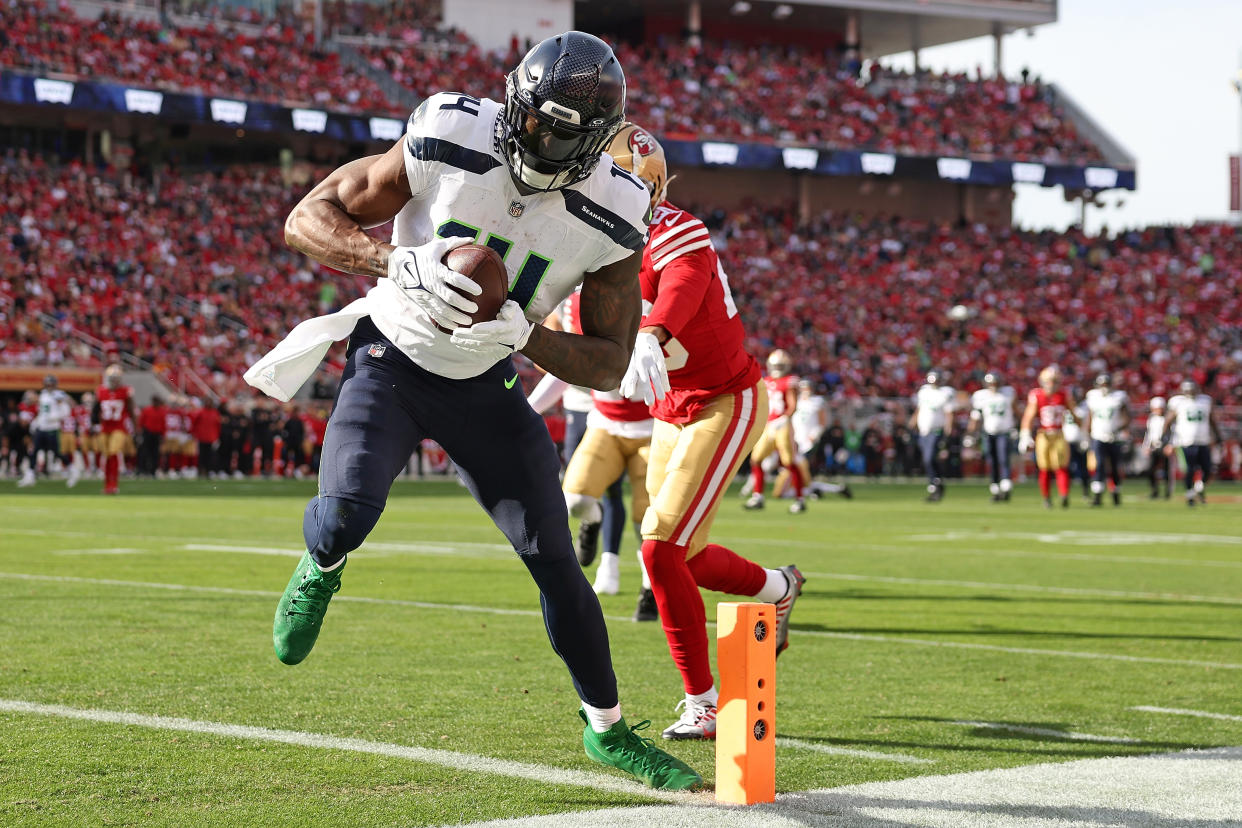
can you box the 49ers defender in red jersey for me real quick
[610,122,805,741]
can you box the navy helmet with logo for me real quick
[499,31,626,194]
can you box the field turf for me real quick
[1,478,1240,826]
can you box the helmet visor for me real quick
[503,90,614,191]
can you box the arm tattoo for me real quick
[520,254,642,391]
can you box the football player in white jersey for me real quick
[25,375,74,486]
[1142,396,1171,499]
[1084,373,1130,507]
[1163,380,1221,506]
[249,32,699,791]
[968,371,1015,502]
[909,371,955,501]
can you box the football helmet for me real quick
[81,391,96,407]
[103,364,123,389]
[1038,365,1061,392]
[43,374,58,388]
[1180,379,1198,396]
[925,370,941,387]
[606,122,668,214]
[983,371,1000,388]
[1094,372,1111,388]
[500,31,626,194]
[766,349,792,378]
[1149,396,1166,411]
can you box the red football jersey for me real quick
[764,374,798,422]
[165,407,184,434]
[1028,388,1068,431]
[18,402,36,426]
[640,201,761,423]
[72,404,92,435]
[97,385,133,433]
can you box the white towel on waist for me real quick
[243,294,373,402]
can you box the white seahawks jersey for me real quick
[1085,388,1128,442]
[33,388,72,431]
[792,394,826,454]
[914,385,955,435]
[970,387,1015,435]
[1062,403,1087,444]
[1143,413,1165,450]
[369,92,649,380]
[1167,393,1213,446]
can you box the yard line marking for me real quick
[945,720,1143,744]
[183,544,303,557]
[1131,706,1242,722]
[797,569,1242,606]
[6,572,1242,671]
[51,548,146,556]
[0,699,687,802]
[776,737,934,764]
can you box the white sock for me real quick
[989,482,1000,495]
[1090,480,1104,494]
[1000,478,1012,492]
[688,686,718,707]
[315,555,346,573]
[581,702,622,733]
[754,568,788,603]
[1194,480,1205,493]
[636,547,651,590]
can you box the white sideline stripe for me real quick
[776,737,933,765]
[946,720,1143,744]
[0,699,684,802]
[445,745,1242,827]
[52,548,146,556]
[1131,705,1242,722]
[7,572,1242,671]
[798,569,1242,606]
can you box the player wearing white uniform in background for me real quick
[909,371,955,501]
[1061,398,1091,501]
[968,371,1015,502]
[23,375,75,487]
[1164,380,1221,507]
[785,380,850,500]
[1142,396,1171,499]
[1084,373,1130,507]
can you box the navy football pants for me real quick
[563,409,627,556]
[985,432,1011,485]
[305,317,618,707]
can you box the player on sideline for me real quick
[745,350,808,513]
[1084,373,1129,507]
[94,365,134,495]
[24,375,74,486]
[1142,396,1171,499]
[1019,365,1078,509]
[968,371,1015,502]
[608,122,804,741]
[246,33,699,791]
[1164,380,1220,507]
[910,371,955,502]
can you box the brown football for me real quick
[442,243,509,329]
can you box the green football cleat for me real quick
[580,709,703,791]
[273,552,344,665]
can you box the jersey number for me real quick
[436,219,553,311]
[101,399,124,421]
[642,261,738,373]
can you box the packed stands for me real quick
[1,3,1104,163]
[0,2,405,115]
[2,150,1236,406]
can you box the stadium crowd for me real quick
[2,3,1103,162]
[2,151,1238,411]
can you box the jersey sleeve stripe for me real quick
[652,237,712,271]
[560,189,647,252]
[406,135,501,176]
[650,219,706,250]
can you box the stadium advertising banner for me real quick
[1,71,1136,192]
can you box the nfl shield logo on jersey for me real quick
[508,200,526,218]
[367,343,386,358]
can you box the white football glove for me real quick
[619,331,670,406]
[450,300,533,359]
[387,235,480,329]
[1018,432,1034,453]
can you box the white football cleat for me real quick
[17,469,36,488]
[66,465,81,488]
[662,698,717,740]
[743,493,765,510]
[773,565,805,658]
[592,553,620,595]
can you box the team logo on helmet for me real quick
[628,128,657,157]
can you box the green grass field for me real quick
[2,478,1240,826]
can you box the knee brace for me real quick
[564,491,602,523]
[302,495,382,568]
